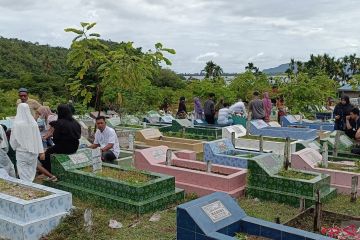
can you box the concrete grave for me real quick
[247,153,336,207]
[281,115,334,131]
[0,174,72,240]
[45,148,184,214]
[134,146,247,197]
[250,120,318,140]
[204,139,267,168]
[177,192,332,240]
[292,148,360,194]
[135,128,204,153]
[221,125,246,139]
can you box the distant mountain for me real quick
[262,63,290,75]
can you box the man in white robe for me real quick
[0,125,16,178]
[10,103,44,182]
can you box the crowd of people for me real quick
[168,91,286,125]
[0,88,120,183]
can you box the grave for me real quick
[292,148,360,194]
[177,192,332,240]
[134,146,247,197]
[144,111,161,124]
[250,120,318,140]
[135,128,204,153]
[247,153,336,207]
[281,115,334,131]
[321,131,354,151]
[160,119,223,140]
[0,174,72,240]
[204,139,266,168]
[45,148,184,214]
[0,117,14,129]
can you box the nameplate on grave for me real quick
[91,148,102,172]
[286,115,298,124]
[69,152,89,165]
[308,142,321,150]
[303,150,321,166]
[201,200,232,223]
[340,135,353,147]
[252,120,269,129]
[152,149,166,160]
[176,119,192,128]
[108,118,121,127]
[141,128,162,139]
[161,116,174,123]
[195,119,204,124]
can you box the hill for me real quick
[262,63,290,75]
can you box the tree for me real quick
[150,68,185,90]
[245,62,260,75]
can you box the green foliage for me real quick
[203,61,223,79]
[150,68,185,89]
[229,71,271,101]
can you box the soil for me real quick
[0,179,50,200]
[164,163,230,176]
[277,169,316,180]
[81,166,152,184]
[285,208,360,234]
[235,233,271,240]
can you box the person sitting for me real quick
[42,104,81,173]
[217,103,233,125]
[10,103,45,182]
[229,99,247,117]
[35,106,58,148]
[345,108,360,140]
[0,124,16,178]
[89,116,120,163]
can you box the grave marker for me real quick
[322,142,328,168]
[91,148,102,172]
[351,176,358,202]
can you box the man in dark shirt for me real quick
[204,93,216,124]
[345,107,360,140]
[248,91,265,120]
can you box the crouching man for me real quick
[89,116,120,162]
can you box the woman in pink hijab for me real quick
[263,92,272,122]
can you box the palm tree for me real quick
[213,65,223,78]
[203,61,216,78]
[245,62,255,71]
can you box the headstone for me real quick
[322,142,328,168]
[160,115,174,124]
[143,122,147,128]
[195,119,204,124]
[91,148,102,172]
[259,135,264,152]
[128,133,134,151]
[286,115,298,124]
[251,120,269,129]
[206,160,212,173]
[107,117,121,128]
[351,176,358,202]
[166,149,172,166]
[141,128,163,139]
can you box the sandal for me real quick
[45,176,58,182]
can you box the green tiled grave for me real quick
[160,119,222,139]
[45,149,184,214]
[247,154,336,207]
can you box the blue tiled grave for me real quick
[177,192,332,240]
[250,120,317,140]
[281,115,334,131]
[204,139,267,168]
[0,174,72,240]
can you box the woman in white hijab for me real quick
[0,125,16,177]
[10,103,44,182]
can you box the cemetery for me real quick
[134,146,247,197]
[135,128,204,153]
[44,148,184,214]
[281,115,334,131]
[0,173,72,240]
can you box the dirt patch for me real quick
[277,169,316,180]
[0,179,50,200]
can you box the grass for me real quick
[0,179,50,200]
[45,195,360,239]
[277,169,316,180]
[81,166,152,184]
[319,162,360,173]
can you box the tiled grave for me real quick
[292,148,360,194]
[250,120,318,140]
[177,192,332,240]
[45,148,184,214]
[0,174,72,240]
[134,146,247,197]
[281,115,334,131]
[160,119,223,139]
[247,153,336,207]
[320,131,354,151]
[204,139,266,168]
[135,128,204,153]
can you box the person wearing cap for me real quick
[16,88,41,117]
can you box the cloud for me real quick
[0,0,359,72]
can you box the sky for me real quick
[0,0,359,73]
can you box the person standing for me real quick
[89,116,120,163]
[176,97,187,119]
[248,91,265,120]
[276,96,286,123]
[0,125,16,178]
[193,97,204,119]
[10,103,44,182]
[42,104,81,173]
[262,92,272,122]
[333,96,353,130]
[204,93,216,124]
[16,88,41,117]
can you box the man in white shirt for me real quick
[89,116,120,162]
[229,99,247,117]
[217,103,233,125]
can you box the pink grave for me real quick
[134,146,247,197]
[292,148,360,194]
